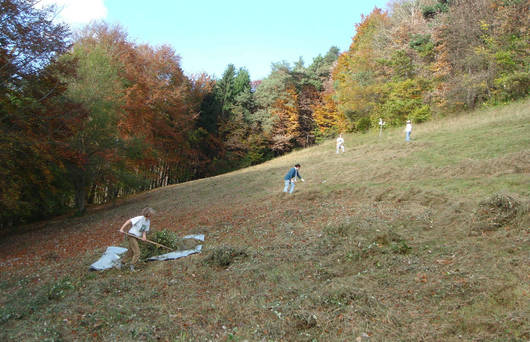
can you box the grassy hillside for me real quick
[1,100,529,341]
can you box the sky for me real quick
[39,0,390,80]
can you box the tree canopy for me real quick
[1,0,527,230]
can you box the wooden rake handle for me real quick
[119,231,173,251]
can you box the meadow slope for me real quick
[1,100,529,341]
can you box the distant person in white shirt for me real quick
[336,133,345,153]
[119,207,155,270]
[405,120,412,142]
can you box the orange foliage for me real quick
[270,85,300,152]
[313,92,348,134]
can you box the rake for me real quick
[118,231,173,251]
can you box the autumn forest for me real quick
[1,0,528,230]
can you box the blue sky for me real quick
[43,0,390,80]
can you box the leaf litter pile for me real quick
[140,230,202,260]
[471,193,528,232]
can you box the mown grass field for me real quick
[1,99,529,341]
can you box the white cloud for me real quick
[37,0,108,24]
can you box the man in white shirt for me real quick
[119,207,155,270]
[336,133,345,153]
[405,120,412,141]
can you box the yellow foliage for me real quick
[271,85,300,140]
[313,93,348,134]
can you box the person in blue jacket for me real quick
[283,164,304,194]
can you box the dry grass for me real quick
[0,99,529,341]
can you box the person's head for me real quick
[142,207,155,219]
[407,120,411,124]
[339,133,343,138]
[295,164,301,169]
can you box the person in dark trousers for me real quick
[283,164,304,194]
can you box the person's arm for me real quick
[297,170,304,182]
[119,219,131,233]
[142,231,147,241]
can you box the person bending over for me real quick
[119,207,155,270]
[283,164,304,194]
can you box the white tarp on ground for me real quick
[147,234,204,261]
[89,246,128,271]
[89,234,205,271]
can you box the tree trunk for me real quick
[74,175,86,215]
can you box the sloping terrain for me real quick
[1,100,529,341]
